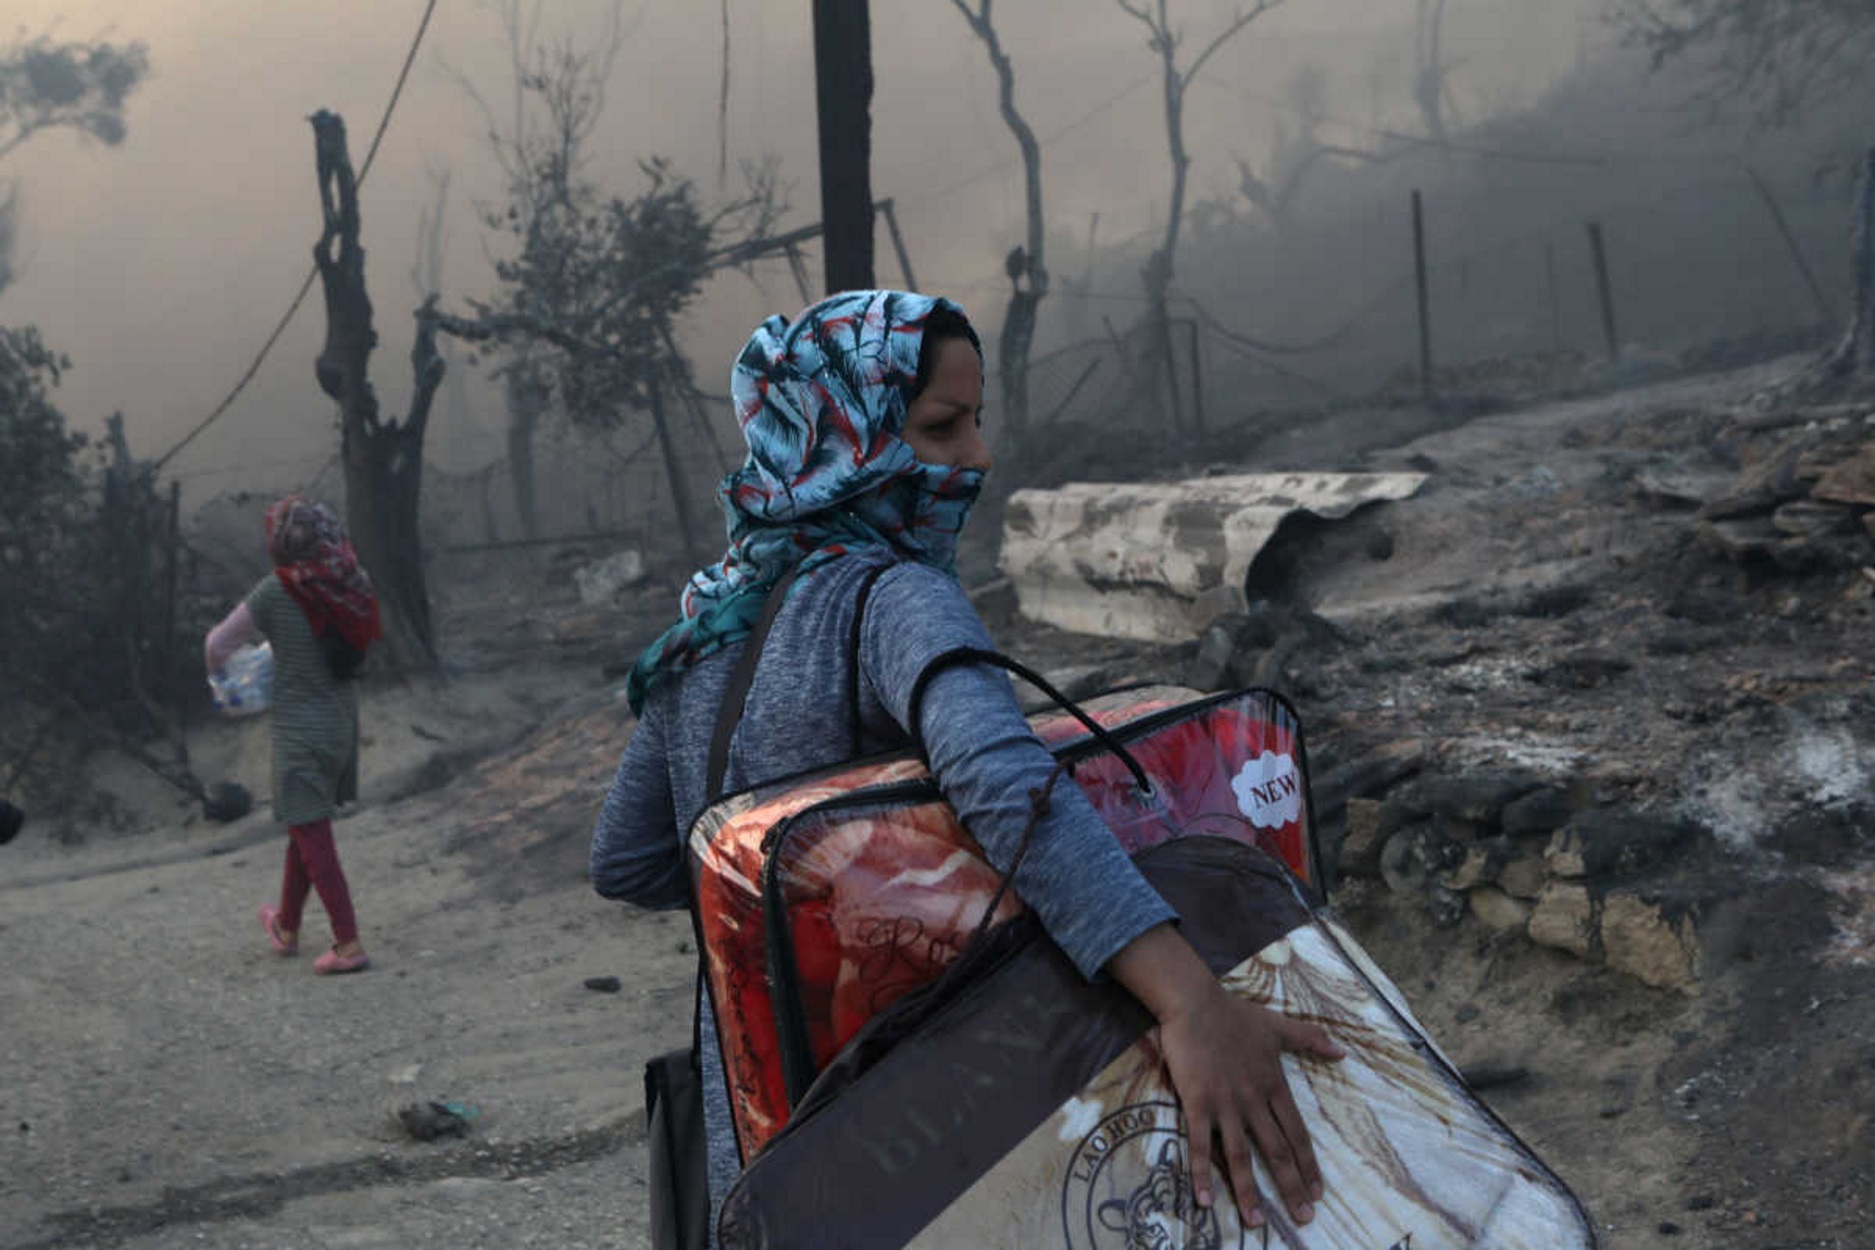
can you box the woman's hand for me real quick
[1107,923,1344,1229]
[1155,984,1343,1227]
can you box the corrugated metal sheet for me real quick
[1000,473,1428,642]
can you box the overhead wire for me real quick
[167,451,339,481]
[149,0,441,476]
[902,70,1158,213]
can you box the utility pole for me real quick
[812,0,875,294]
[1586,220,1620,362]
[1412,190,1434,402]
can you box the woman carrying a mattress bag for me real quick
[590,290,1344,1248]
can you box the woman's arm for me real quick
[590,701,688,909]
[204,601,262,675]
[864,564,1340,1229]
[866,592,1175,978]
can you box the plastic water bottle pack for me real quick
[209,642,274,717]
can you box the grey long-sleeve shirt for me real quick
[591,550,1176,1240]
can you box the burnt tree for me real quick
[1118,0,1281,435]
[1756,146,1875,403]
[1609,0,1875,126]
[310,109,443,671]
[0,31,150,295]
[1236,62,1385,236]
[408,169,482,494]
[456,0,629,541]
[426,158,780,569]
[1835,148,1875,376]
[1413,0,1459,147]
[951,0,1048,474]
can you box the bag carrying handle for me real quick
[905,646,1156,797]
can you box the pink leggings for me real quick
[278,819,359,945]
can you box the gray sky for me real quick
[4,0,1597,489]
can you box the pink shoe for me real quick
[314,946,370,976]
[258,905,297,956]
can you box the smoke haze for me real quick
[0,0,1760,503]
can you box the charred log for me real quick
[309,109,442,672]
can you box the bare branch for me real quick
[422,305,600,357]
[1115,0,1155,28]
[1609,0,1875,125]
[435,54,521,188]
[1181,2,1283,88]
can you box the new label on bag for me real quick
[1230,751,1301,830]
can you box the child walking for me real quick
[206,495,379,974]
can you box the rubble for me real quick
[1002,364,1874,1006]
[1337,797,1390,875]
[1501,785,1581,836]
[1692,412,1875,569]
[1811,444,1875,505]
[1599,890,1702,992]
[1335,764,1716,991]
[980,358,1874,1240]
[1528,882,1595,958]
[1468,886,1534,932]
[1544,811,1701,879]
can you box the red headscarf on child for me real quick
[264,495,382,653]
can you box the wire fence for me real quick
[1008,155,1858,437]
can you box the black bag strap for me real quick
[905,646,1155,796]
[844,559,897,759]
[705,561,811,806]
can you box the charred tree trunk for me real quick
[1118,0,1276,436]
[503,361,548,541]
[1827,146,1875,377]
[309,110,443,672]
[644,376,707,567]
[1766,145,1875,404]
[952,0,1049,475]
[412,170,479,471]
[812,0,875,294]
[1143,51,1190,434]
[1414,0,1453,147]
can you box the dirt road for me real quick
[0,662,694,1250]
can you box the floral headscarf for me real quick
[625,290,985,713]
[264,495,382,653]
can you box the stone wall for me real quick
[1338,775,1718,992]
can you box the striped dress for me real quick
[245,575,360,826]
